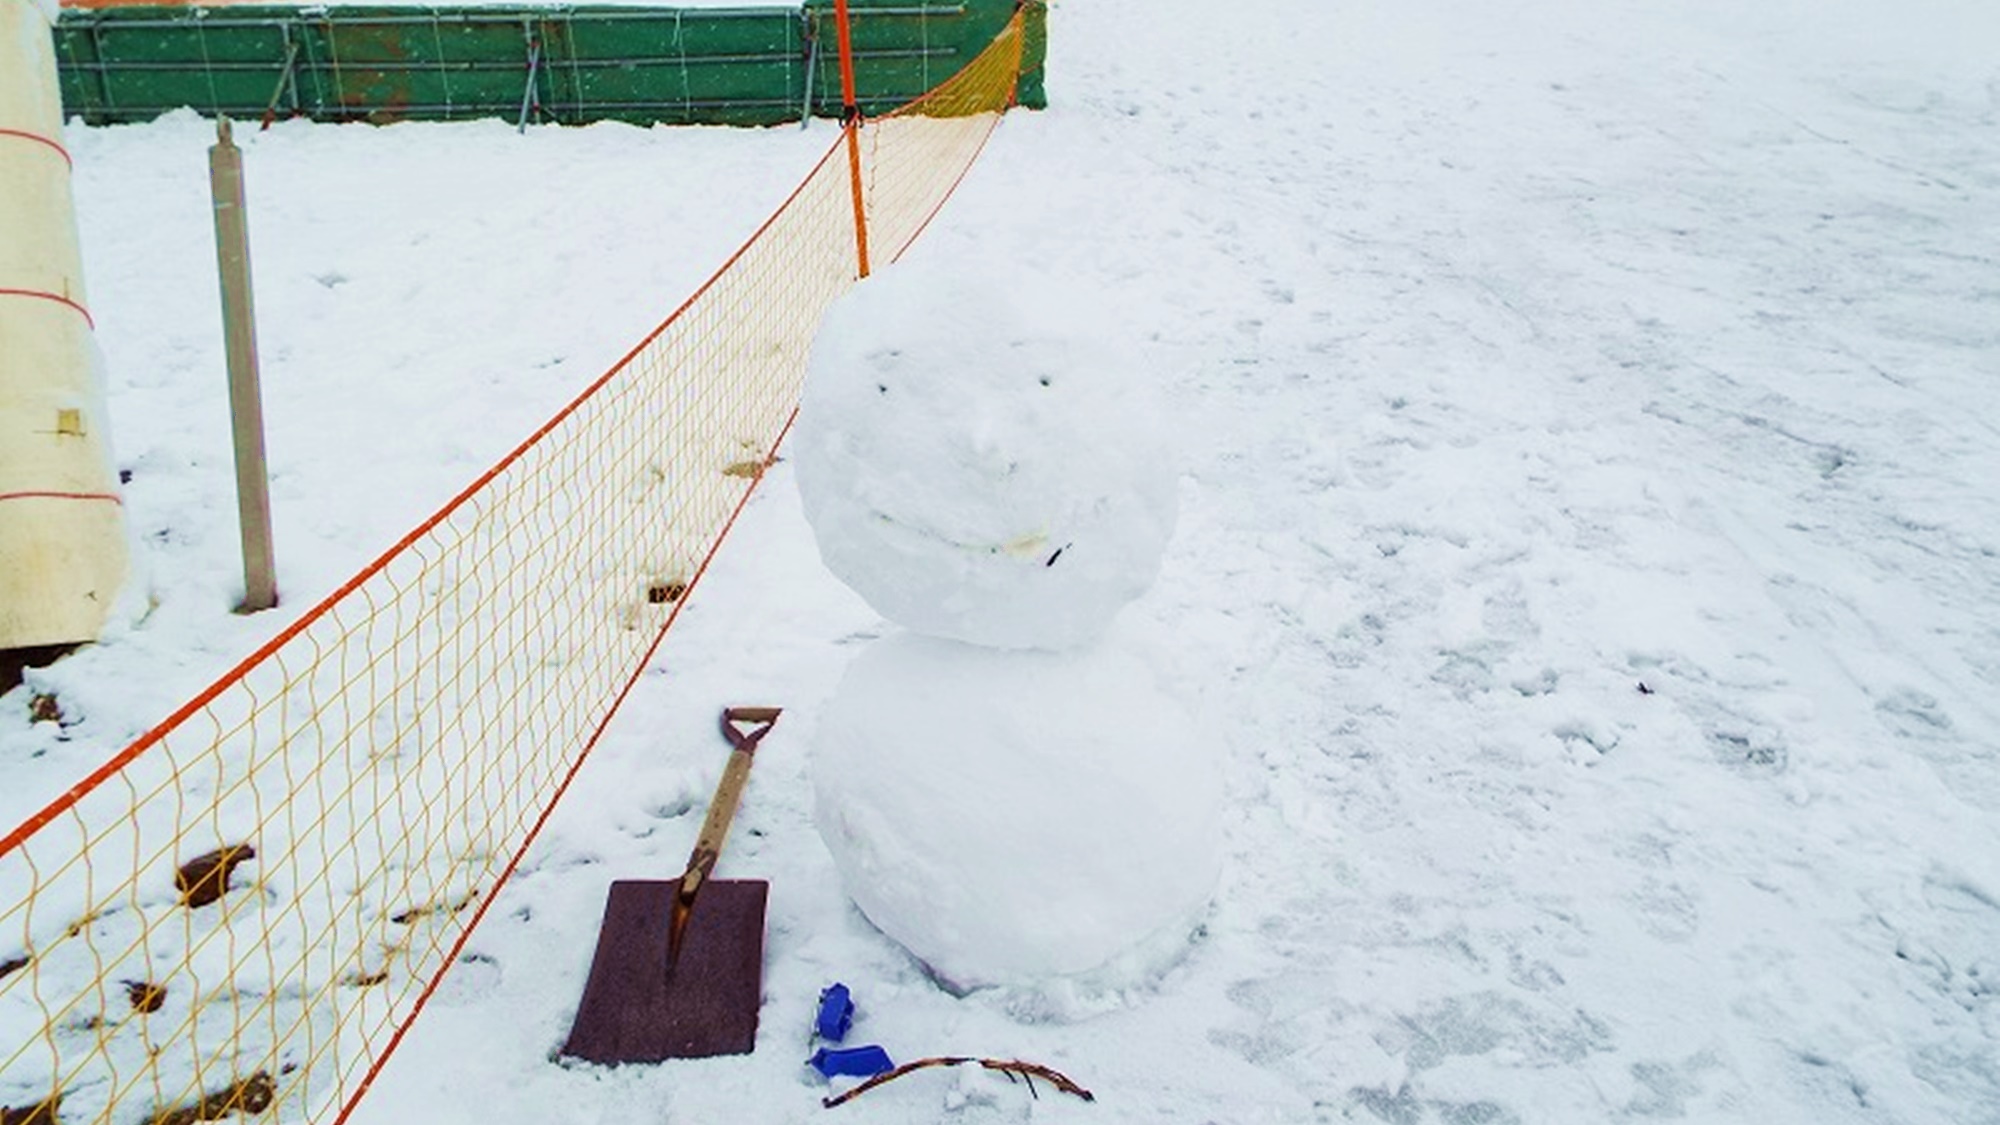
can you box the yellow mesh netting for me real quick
[0,13,1024,1124]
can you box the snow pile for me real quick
[792,256,1177,651]
[811,631,1222,993]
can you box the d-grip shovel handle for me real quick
[683,708,781,884]
[669,707,782,963]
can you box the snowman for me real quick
[794,254,1224,997]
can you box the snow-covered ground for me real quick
[8,0,1999,1120]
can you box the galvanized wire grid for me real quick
[0,15,1022,1125]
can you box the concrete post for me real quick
[208,116,277,613]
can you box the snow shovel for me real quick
[560,706,782,1064]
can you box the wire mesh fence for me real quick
[0,12,1023,1124]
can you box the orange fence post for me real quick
[833,0,871,278]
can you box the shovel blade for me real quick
[560,878,767,1064]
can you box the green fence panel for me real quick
[53,1,1045,127]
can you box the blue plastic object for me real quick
[815,983,856,1042]
[809,1045,895,1079]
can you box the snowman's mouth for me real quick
[870,508,1052,561]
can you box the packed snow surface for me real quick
[795,256,1177,650]
[812,628,1223,993]
[4,0,1998,1121]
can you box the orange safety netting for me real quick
[0,13,1024,1124]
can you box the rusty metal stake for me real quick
[209,117,277,613]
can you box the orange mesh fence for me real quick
[0,13,1023,1125]
[864,13,1027,265]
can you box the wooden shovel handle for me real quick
[680,749,751,893]
[677,708,781,902]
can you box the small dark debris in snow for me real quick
[119,468,134,484]
[0,954,26,980]
[1,1095,61,1125]
[392,888,480,925]
[347,970,390,988]
[1046,543,1072,567]
[1637,682,1655,695]
[176,844,256,909]
[877,383,890,395]
[126,980,168,1014]
[1038,375,1052,387]
[147,1070,274,1125]
[648,581,687,605]
[28,694,62,724]
[1,644,74,696]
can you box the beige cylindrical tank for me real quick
[0,0,129,648]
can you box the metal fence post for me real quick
[208,116,278,613]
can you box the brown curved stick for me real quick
[821,1056,1094,1109]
